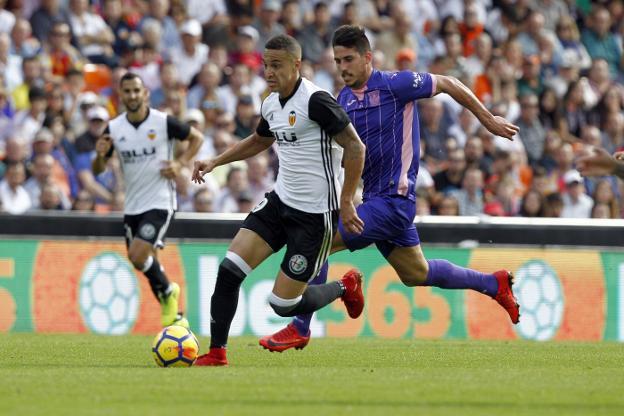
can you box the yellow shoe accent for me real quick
[160,282,180,327]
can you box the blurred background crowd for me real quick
[0,0,623,219]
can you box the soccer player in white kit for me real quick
[191,34,366,366]
[93,73,204,328]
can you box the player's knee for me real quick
[129,253,150,271]
[215,251,252,292]
[268,292,301,317]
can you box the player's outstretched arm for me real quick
[577,147,624,179]
[333,123,365,234]
[433,74,519,141]
[192,132,275,184]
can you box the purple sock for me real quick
[424,259,498,297]
[292,261,328,336]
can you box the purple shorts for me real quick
[338,195,420,258]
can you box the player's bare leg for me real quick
[127,239,184,327]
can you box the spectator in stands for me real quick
[518,188,546,217]
[71,189,94,211]
[450,167,484,216]
[10,18,40,58]
[217,63,262,116]
[187,62,224,111]
[68,0,116,67]
[561,169,593,218]
[437,194,460,216]
[30,0,70,43]
[0,32,22,94]
[562,79,588,139]
[280,0,303,37]
[39,182,67,210]
[591,178,620,219]
[150,62,179,109]
[24,153,70,210]
[168,19,208,86]
[13,86,47,146]
[581,6,622,79]
[433,148,466,196]
[233,95,257,139]
[246,153,274,205]
[214,166,249,213]
[103,0,139,58]
[193,188,214,213]
[254,0,284,50]
[419,98,454,163]
[515,92,546,166]
[12,56,45,111]
[75,106,109,153]
[229,25,262,74]
[0,162,31,214]
[601,112,624,154]
[297,1,335,63]
[556,14,592,71]
[45,114,79,198]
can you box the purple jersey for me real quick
[337,70,435,201]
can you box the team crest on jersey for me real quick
[147,129,157,140]
[288,254,307,275]
[367,90,380,106]
[288,111,296,126]
[139,223,156,239]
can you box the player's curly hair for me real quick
[265,34,302,60]
[332,25,371,54]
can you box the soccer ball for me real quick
[79,252,139,335]
[152,325,200,367]
[513,260,565,341]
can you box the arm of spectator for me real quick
[92,133,114,175]
[433,74,519,140]
[577,147,624,179]
[78,169,113,203]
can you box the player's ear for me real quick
[364,50,373,65]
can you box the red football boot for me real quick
[259,323,311,352]
[340,269,364,319]
[195,347,228,366]
[493,270,520,324]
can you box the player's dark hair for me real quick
[119,72,144,87]
[332,25,371,54]
[265,34,302,60]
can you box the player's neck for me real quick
[127,106,149,123]
[278,77,301,99]
[351,67,373,90]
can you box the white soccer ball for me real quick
[513,260,564,341]
[79,253,139,335]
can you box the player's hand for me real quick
[192,159,217,184]
[95,134,112,158]
[483,115,519,141]
[577,147,618,177]
[160,159,182,179]
[340,201,364,235]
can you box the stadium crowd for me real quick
[0,0,623,218]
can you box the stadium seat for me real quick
[83,64,112,93]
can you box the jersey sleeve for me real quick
[308,91,351,136]
[389,71,435,103]
[166,115,191,140]
[255,115,273,138]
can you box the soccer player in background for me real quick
[190,34,366,366]
[93,73,204,328]
[260,25,521,352]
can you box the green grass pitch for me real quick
[1,334,623,415]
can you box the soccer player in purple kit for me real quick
[260,25,521,352]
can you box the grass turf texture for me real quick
[1,334,623,416]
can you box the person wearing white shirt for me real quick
[561,170,593,218]
[167,19,208,86]
[0,162,32,214]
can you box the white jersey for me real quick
[107,109,189,215]
[258,78,350,213]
